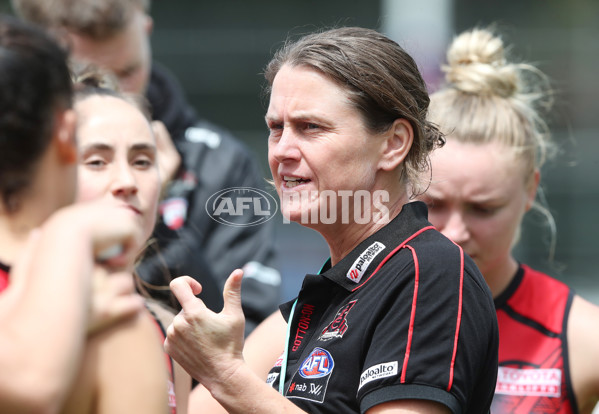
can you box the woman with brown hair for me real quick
[166,26,499,414]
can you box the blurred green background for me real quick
[1,0,598,303]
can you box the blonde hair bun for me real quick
[443,28,518,98]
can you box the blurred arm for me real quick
[0,203,142,413]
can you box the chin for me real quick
[280,207,303,224]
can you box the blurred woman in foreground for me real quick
[0,15,166,413]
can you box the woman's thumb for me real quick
[222,269,243,315]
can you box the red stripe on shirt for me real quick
[446,243,464,391]
[401,244,419,383]
[352,226,435,292]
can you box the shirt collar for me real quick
[314,201,432,291]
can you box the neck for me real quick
[320,195,407,266]
[481,255,520,298]
[0,200,56,265]
[0,149,70,264]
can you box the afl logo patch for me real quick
[299,348,334,379]
[287,347,335,403]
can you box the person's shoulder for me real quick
[519,264,572,296]
[185,118,251,154]
[182,120,263,183]
[504,264,573,333]
[408,226,477,272]
[567,292,599,408]
[407,228,494,302]
[569,291,599,329]
[144,298,176,329]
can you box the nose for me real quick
[111,161,138,198]
[442,210,470,245]
[270,126,301,163]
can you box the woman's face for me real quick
[420,139,537,278]
[75,95,160,252]
[266,64,388,227]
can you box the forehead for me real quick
[428,140,525,195]
[66,14,146,71]
[267,64,352,117]
[76,95,153,143]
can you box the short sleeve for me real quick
[357,245,497,414]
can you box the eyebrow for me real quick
[116,62,140,77]
[130,143,156,153]
[80,142,112,153]
[80,142,156,154]
[265,112,329,125]
[264,114,279,125]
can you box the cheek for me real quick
[426,210,446,230]
[267,152,281,185]
[143,214,157,241]
[76,171,104,203]
[140,173,160,235]
[267,156,277,177]
[472,214,516,253]
[142,173,160,212]
[133,71,148,94]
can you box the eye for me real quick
[266,122,283,140]
[470,204,497,215]
[117,65,139,79]
[133,156,154,169]
[84,156,107,169]
[267,122,283,131]
[424,197,444,211]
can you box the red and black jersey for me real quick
[492,264,577,413]
[267,202,499,413]
[0,261,9,293]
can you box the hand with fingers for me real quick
[165,269,246,387]
[87,267,145,335]
[10,201,148,335]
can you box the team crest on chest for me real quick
[318,300,357,341]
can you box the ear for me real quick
[377,118,414,172]
[53,109,78,165]
[525,169,540,211]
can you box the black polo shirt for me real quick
[267,201,498,413]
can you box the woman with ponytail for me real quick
[421,27,599,414]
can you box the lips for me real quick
[121,204,142,215]
[282,175,311,189]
